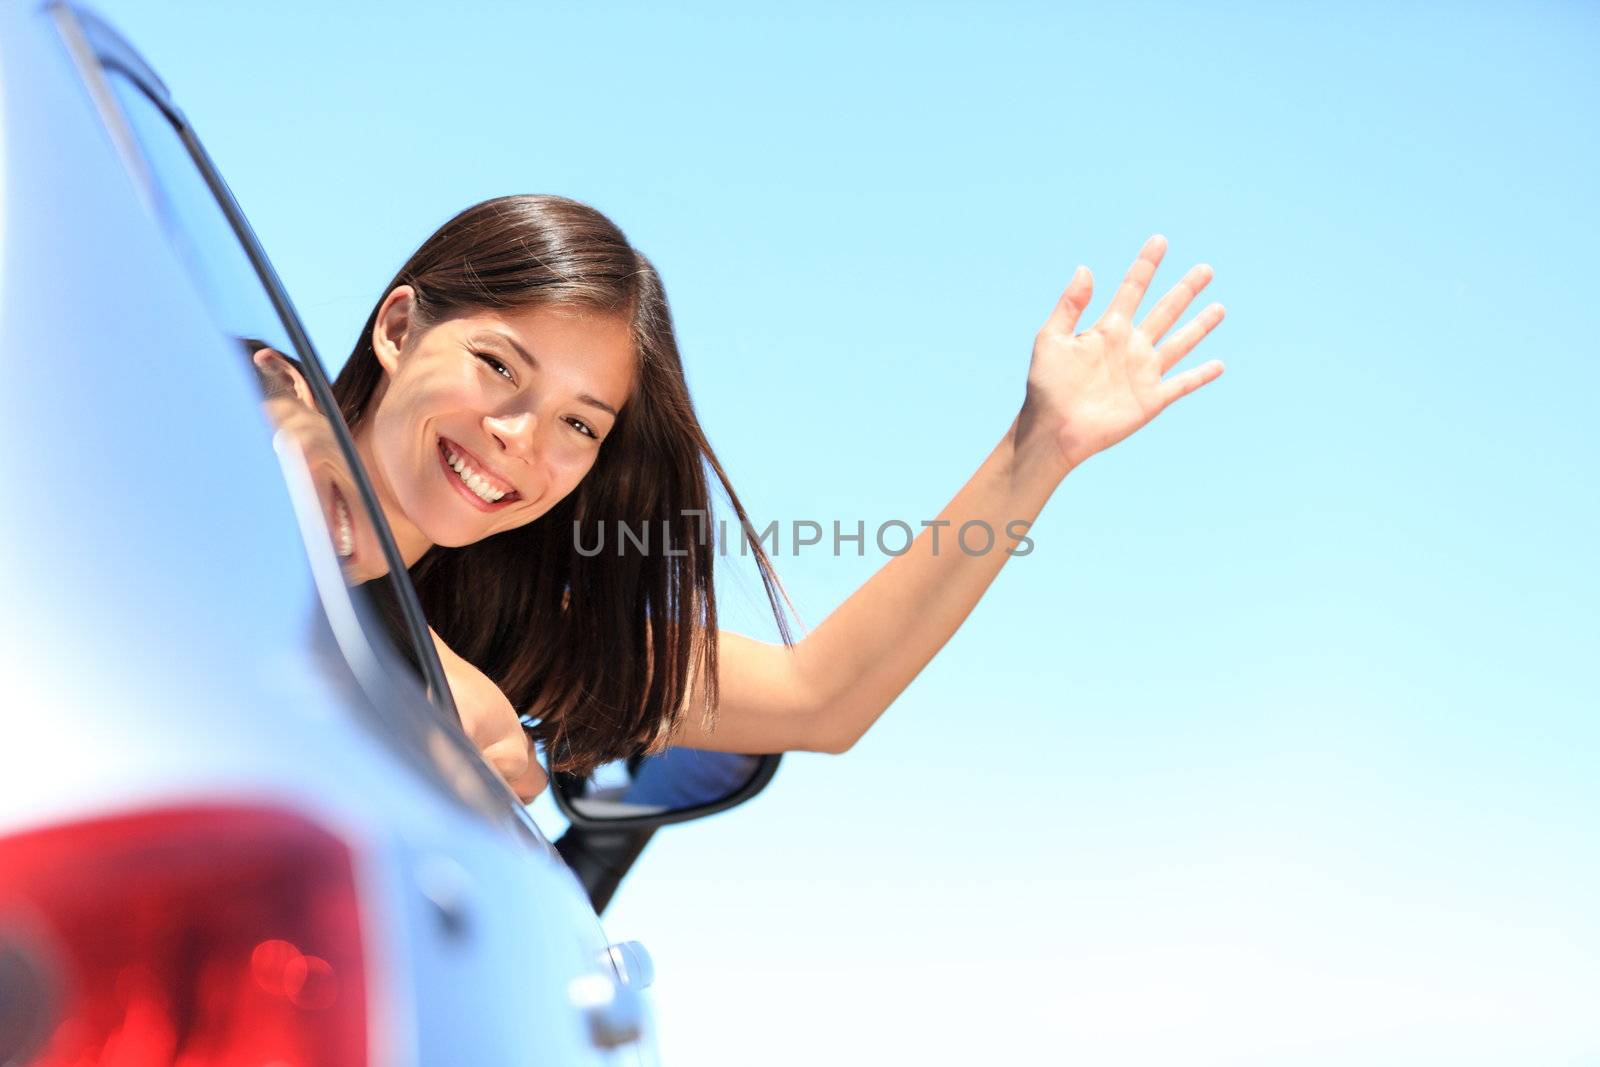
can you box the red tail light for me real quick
[0,806,367,1066]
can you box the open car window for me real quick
[91,63,440,692]
[49,7,555,834]
[96,71,389,582]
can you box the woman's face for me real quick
[358,287,636,558]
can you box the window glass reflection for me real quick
[103,71,391,595]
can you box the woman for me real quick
[322,194,1225,799]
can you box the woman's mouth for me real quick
[330,485,356,561]
[437,438,521,511]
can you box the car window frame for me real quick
[53,6,460,723]
[48,4,581,855]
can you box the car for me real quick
[0,4,780,1063]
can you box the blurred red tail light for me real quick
[0,806,367,1066]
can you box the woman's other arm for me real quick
[430,626,547,800]
[674,236,1225,755]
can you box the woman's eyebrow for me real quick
[474,329,539,371]
[473,329,618,418]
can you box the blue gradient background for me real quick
[88,1,1599,1062]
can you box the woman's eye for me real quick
[566,418,598,440]
[475,353,515,382]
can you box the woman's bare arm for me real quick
[673,236,1225,755]
[675,426,1059,755]
[430,626,547,800]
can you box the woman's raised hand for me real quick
[1017,235,1226,476]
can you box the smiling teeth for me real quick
[334,496,354,559]
[444,445,508,503]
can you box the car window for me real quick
[101,74,290,355]
[98,66,436,667]
[49,10,557,847]
[92,54,507,751]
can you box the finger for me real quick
[1157,302,1226,373]
[1102,234,1167,324]
[1043,265,1094,335]
[1139,263,1213,344]
[1158,358,1225,410]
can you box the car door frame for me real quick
[52,1,460,722]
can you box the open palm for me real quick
[1021,235,1226,473]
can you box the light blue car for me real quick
[0,4,778,1063]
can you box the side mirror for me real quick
[552,748,780,830]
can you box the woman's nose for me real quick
[484,412,538,458]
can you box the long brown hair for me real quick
[333,195,794,775]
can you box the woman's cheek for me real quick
[559,452,601,495]
[367,408,409,496]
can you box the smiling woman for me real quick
[327,192,1225,791]
[332,195,797,779]
[354,299,635,555]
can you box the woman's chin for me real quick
[426,521,495,550]
[410,489,554,549]
[421,511,532,549]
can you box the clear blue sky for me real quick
[89,1,1598,1062]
